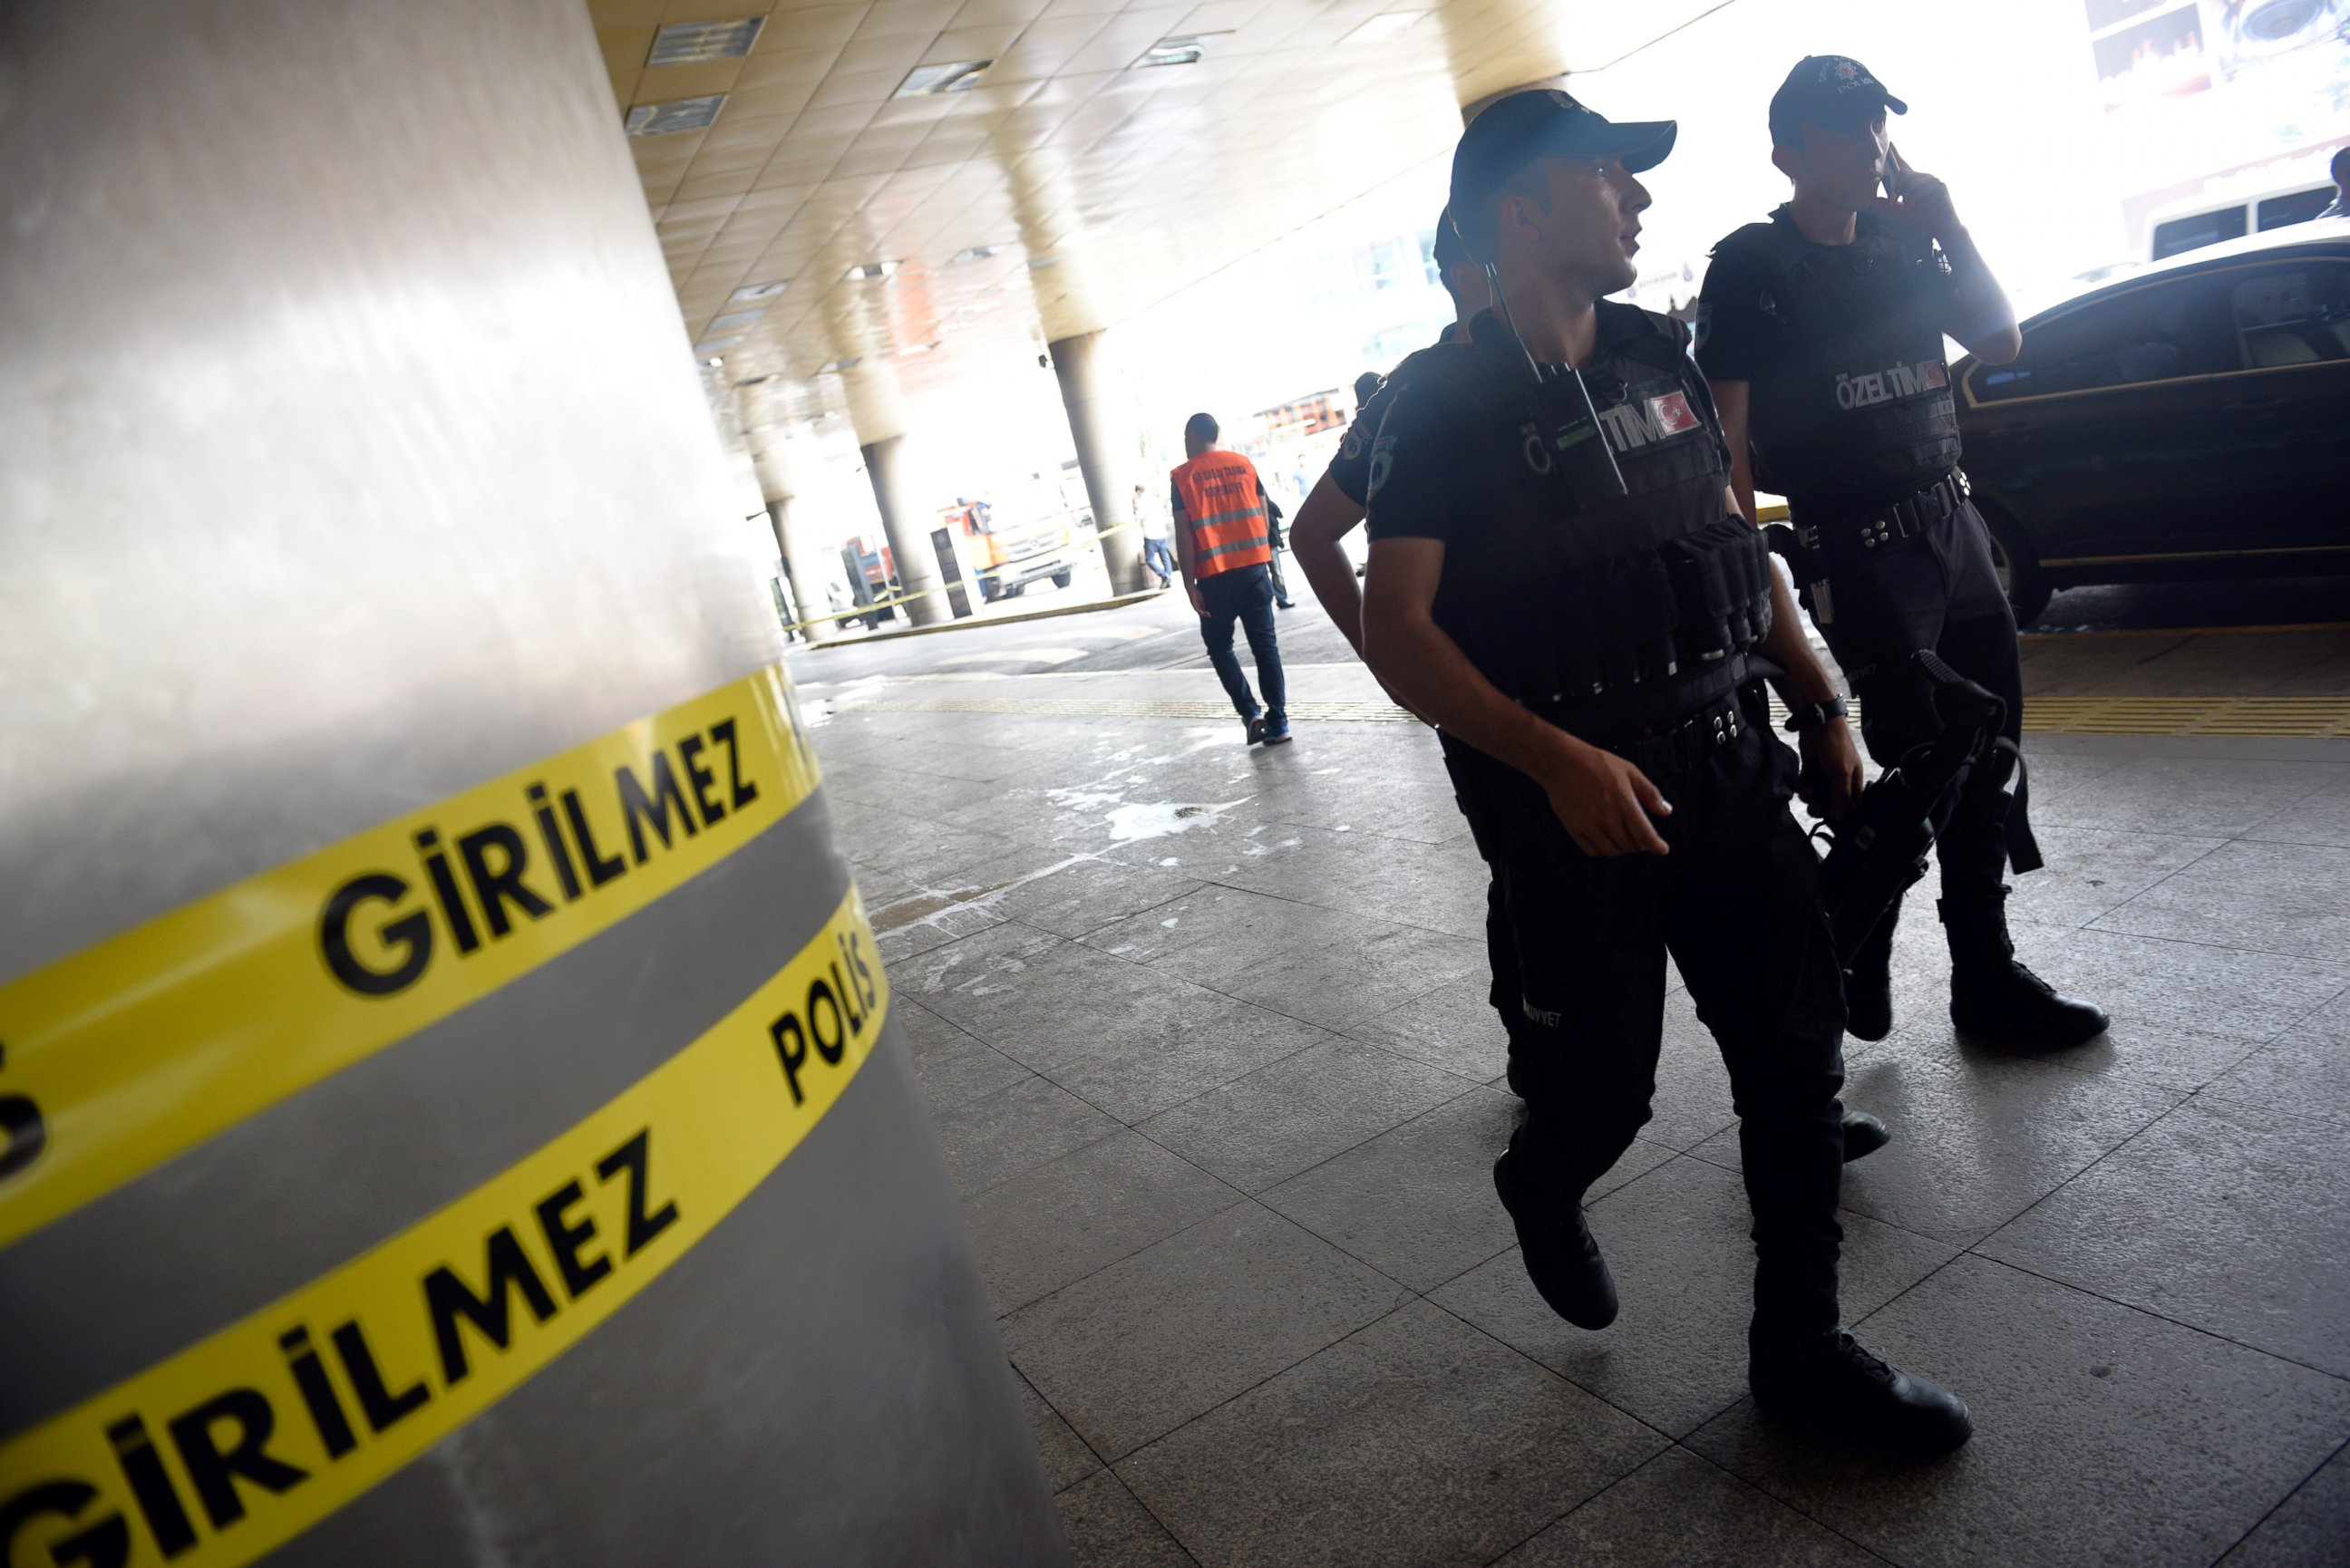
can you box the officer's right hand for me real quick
[1188,583,1208,616]
[1541,737,1673,857]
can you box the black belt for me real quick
[1803,470,1968,559]
[1604,689,1749,779]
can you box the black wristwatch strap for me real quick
[1782,696,1850,733]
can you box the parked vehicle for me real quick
[947,492,1075,602]
[2146,180,2337,260]
[1954,220,2350,624]
[839,536,899,629]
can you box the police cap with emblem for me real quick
[1448,90,1676,259]
[1767,55,1908,147]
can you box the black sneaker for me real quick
[1749,1326,1973,1457]
[1261,711,1292,744]
[1493,1150,1617,1330]
[1841,1111,1890,1163]
[1245,712,1267,745]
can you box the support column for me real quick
[1049,331,1150,596]
[740,402,836,644]
[0,0,1063,1560]
[859,434,946,627]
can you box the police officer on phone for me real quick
[1359,90,1970,1454]
[1697,57,2107,1049]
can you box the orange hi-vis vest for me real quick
[1170,450,1273,578]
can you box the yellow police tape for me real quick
[0,665,821,1254]
[0,887,886,1568]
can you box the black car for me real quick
[1954,219,2350,624]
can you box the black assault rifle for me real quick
[1813,649,2010,967]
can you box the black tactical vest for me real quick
[1377,305,1772,741]
[1730,208,1963,512]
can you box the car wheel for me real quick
[1978,503,2052,627]
[1050,568,1072,589]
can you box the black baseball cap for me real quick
[1449,90,1675,255]
[1768,55,1907,146]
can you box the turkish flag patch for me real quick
[1647,390,1700,435]
[1923,360,1948,389]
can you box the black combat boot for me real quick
[1494,1150,1617,1329]
[1940,887,2110,1048]
[1841,1111,1890,1163]
[1844,905,1899,1042]
[1749,1323,1974,1457]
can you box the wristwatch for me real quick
[1782,695,1850,734]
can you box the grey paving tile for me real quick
[2205,1013,2350,1127]
[965,1131,1244,1315]
[2023,927,2349,1046]
[1498,1447,1881,1567]
[897,997,1029,1112]
[2243,775,2350,850]
[915,929,1336,1122]
[1263,773,1475,847]
[931,1074,1122,1200]
[1056,1470,1194,1568]
[2027,756,2337,840]
[1258,1086,1523,1291]
[986,856,1205,939]
[1903,1011,2264,1098]
[1134,1037,1471,1194]
[1211,822,1491,940]
[2090,840,2350,963]
[1193,919,1487,1034]
[1343,970,1514,1084]
[1644,992,1744,1153]
[1981,1097,2350,1378]
[1081,882,1362,968]
[1119,1299,1666,1568]
[2215,1440,2350,1568]
[1685,1255,2350,1568]
[1000,1204,1407,1461]
[1433,1157,1958,1438]
[1015,1368,1104,1495]
[1691,1039,2184,1245]
[2005,826,2229,931]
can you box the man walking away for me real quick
[1171,412,1290,744]
[1135,481,1176,588]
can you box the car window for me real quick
[2255,189,2335,231]
[1973,276,2228,402]
[2231,264,2350,368]
[2152,207,2246,259]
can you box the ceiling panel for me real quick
[598,0,1674,419]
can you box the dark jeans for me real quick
[1801,497,2040,901]
[1266,545,1291,603]
[1198,563,1284,720]
[1448,719,1849,1337]
[1142,537,1175,586]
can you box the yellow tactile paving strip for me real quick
[828,694,2350,738]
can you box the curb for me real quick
[801,586,1171,648]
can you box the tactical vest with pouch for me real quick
[1727,208,1962,514]
[1379,305,1773,746]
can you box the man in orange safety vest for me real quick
[1170,411,1290,744]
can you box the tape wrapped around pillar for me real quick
[0,0,1066,1562]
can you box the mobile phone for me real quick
[1882,142,1903,203]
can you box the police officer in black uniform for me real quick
[1300,216,1893,1158]
[1698,57,2107,1049]
[1359,90,1969,1454]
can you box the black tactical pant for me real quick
[1800,498,2039,897]
[1448,713,1849,1337]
